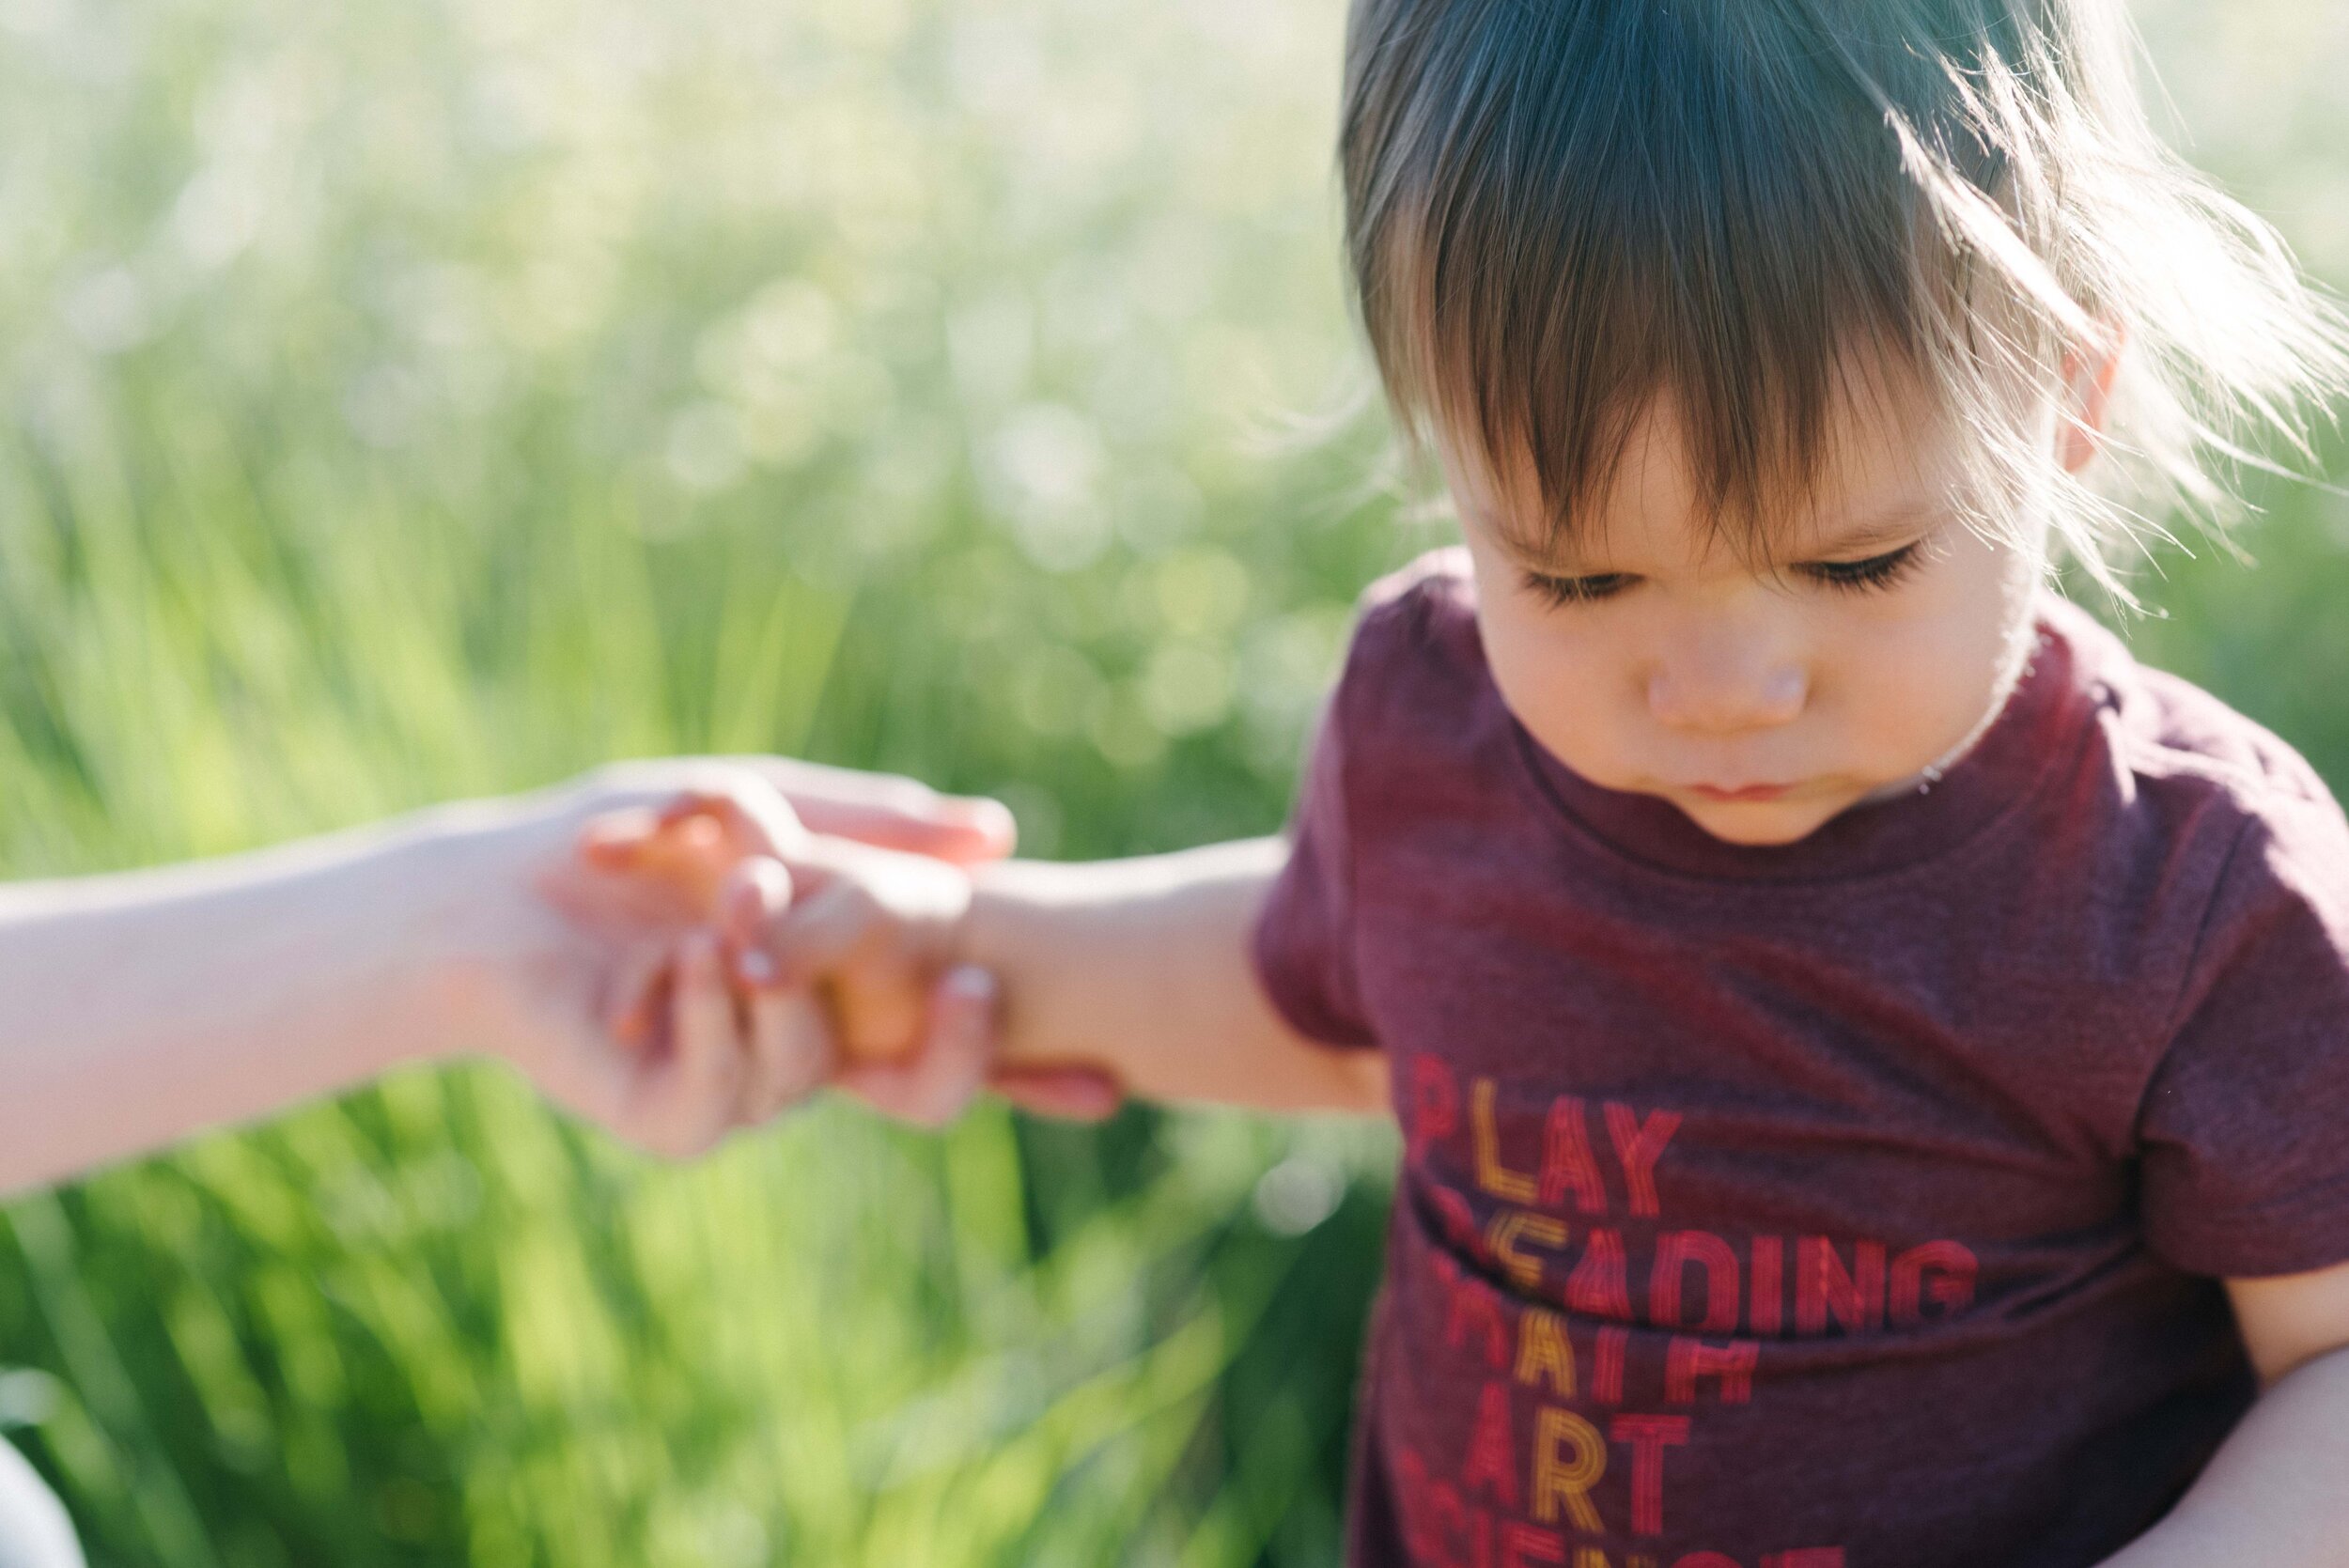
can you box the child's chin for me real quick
[1673,796,1842,847]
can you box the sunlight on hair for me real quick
[1322,0,2349,611]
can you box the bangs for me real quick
[1340,0,2349,598]
[1341,0,2067,565]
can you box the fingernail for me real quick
[733,861,789,920]
[950,800,1019,859]
[736,948,777,986]
[961,798,1017,833]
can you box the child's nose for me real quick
[1644,640,1809,734]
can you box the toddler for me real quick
[591,0,2349,1562]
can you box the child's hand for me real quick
[725,828,1126,1126]
[748,834,977,1064]
[582,791,1123,1127]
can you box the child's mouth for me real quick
[1687,783,1793,803]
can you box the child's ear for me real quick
[2056,319,2125,474]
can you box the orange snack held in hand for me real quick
[577,793,789,920]
[621,810,738,916]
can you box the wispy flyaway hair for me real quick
[1339,0,2349,595]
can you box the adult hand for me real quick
[432,756,1037,1158]
[677,754,1018,864]
[0,752,1052,1194]
[577,788,1126,1136]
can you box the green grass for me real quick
[0,0,2343,1560]
[0,363,1402,1562]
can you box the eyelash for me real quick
[1520,543,1924,608]
[1521,571,1634,608]
[1804,542,1925,596]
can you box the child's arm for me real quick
[2089,1261,2349,1566]
[739,828,1390,1116]
[953,836,1390,1113]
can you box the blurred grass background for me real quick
[0,0,2341,1562]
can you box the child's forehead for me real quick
[1435,379,1962,572]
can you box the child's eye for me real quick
[1521,569,1636,608]
[1798,542,1922,595]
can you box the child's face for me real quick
[1445,377,2078,847]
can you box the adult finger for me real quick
[573,778,812,873]
[575,805,663,869]
[716,857,794,991]
[717,860,838,1122]
[649,785,814,862]
[639,929,746,1157]
[740,984,835,1125]
[715,755,1019,864]
[603,945,675,1048]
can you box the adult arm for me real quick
[2088,1259,2349,1567]
[0,757,1016,1195]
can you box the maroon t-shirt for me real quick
[1249,546,2349,1568]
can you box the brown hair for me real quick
[1338,0,2349,596]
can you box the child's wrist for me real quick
[941,859,1102,1072]
[938,863,1007,980]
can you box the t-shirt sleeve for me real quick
[1248,675,1380,1051]
[2138,800,2349,1278]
